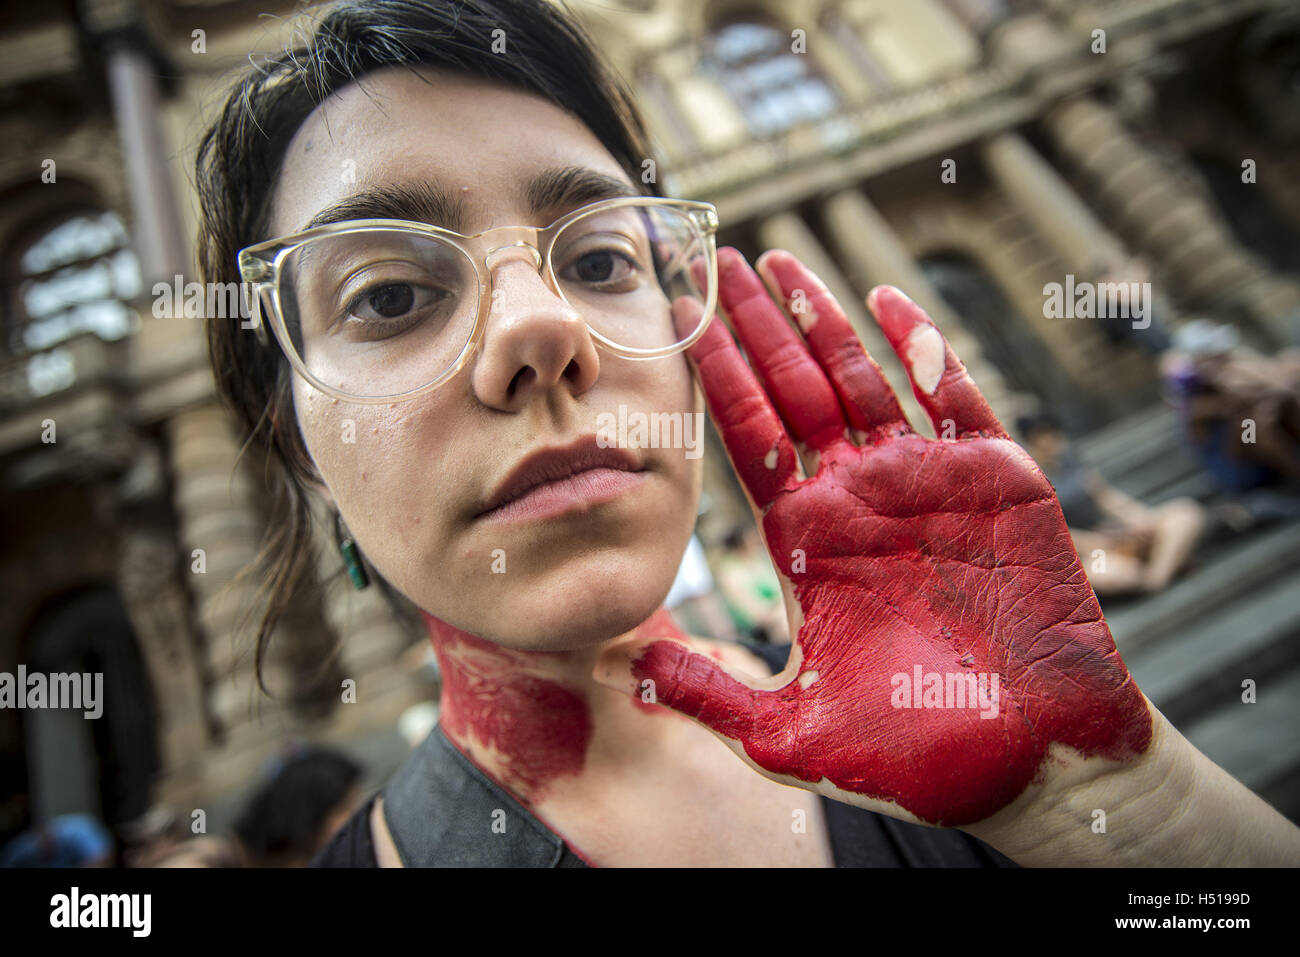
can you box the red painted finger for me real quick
[715,248,848,452]
[629,639,761,743]
[867,285,1008,440]
[756,250,912,441]
[673,297,800,510]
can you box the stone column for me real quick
[981,131,1126,273]
[104,45,187,283]
[1044,96,1300,344]
[163,404,269,731]
[98,23,206,373]
[820,189,1020,427]
[978,130,1162,408]
[91,13,218,803]
[111,440,210,803]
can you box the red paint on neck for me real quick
[422,611,591,806]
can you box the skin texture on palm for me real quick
[615,248,1154,827]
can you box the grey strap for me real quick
[381,725,586,867]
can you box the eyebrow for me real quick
[300,166,644,233]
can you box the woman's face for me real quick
[269,67,703,652]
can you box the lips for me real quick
[477,435,644,518]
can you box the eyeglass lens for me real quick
[276,203,713,399]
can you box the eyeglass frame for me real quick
[236,195,721,405]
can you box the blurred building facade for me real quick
[1,0,1298,848]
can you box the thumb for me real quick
[593,635,764,741]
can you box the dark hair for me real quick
[233,745,363,865]
[195,0,657,693]
[1015,410,1063,440]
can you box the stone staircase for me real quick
[1075,404,1300,823]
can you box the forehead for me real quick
[270,66,635,236]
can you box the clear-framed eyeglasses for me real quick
[237,196,720,403]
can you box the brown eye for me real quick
[360,283,415,318]
[562,248,638,289]
[348,283,449,323]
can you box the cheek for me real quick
[295,390,453,539]
[643,353,700,417]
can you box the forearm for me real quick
[964,700,1300,866]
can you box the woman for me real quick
[197,0,1300,866]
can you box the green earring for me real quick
[336,513,370,590]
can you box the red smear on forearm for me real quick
[422,610,591,805]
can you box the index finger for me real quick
[715,247,850,453]
[673,295,800,511]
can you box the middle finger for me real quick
[716,247,848,455]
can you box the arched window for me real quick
[4,209,141,357]
[703,17,839,136]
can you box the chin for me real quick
[468,564,678,653]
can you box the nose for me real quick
[469,251,600,411]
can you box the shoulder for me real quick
[308,792,380,868]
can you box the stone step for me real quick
[1079,414,1183,474]
[1102,442,1203,501]
[1124,568,1300,729]
[1107,520,1300,655]
[1075,404,1175,465]
[1181,661,1300,816]
[1141,470,1221,505]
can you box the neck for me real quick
[422,606,689,807]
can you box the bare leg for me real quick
[1139,498,1207,592]
[1071,529,1148,595]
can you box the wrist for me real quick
[962,698,1300,865]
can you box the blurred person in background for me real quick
[120,805,246,867]
[0,812,113,867]
[1161,320,1300,495]
[1018,411,1206,595]
[153,836,244,867]
[232,744,364,867]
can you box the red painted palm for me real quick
[613,248,1152,827]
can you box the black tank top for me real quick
[310,641,1018,867]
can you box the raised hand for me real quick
[599,248,1153,829]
